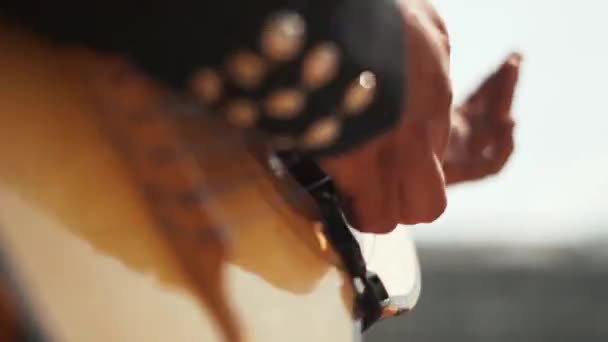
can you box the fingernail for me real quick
[507,52,523,66]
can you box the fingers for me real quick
[458,52,523,121]
[445,52,521,185]
[443,119,515,184]
[491,52,523,121]
[444,122,515,184]
[482,120,515,175]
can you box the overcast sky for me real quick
[411,0,608,245]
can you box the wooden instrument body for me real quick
[0,28,356,342]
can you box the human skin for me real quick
[318,0,453,234]
[444,53,522,186]
[48,0,520,235]
[319,0,522,234]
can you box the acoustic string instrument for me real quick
[0,25,420,342]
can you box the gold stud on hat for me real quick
[191,68,223,105]
[301,42,341,90]
[343,71,377,115]
[225,50,267,90]
[301,116,342,149]
[225,98,259,128]
[261,11,307,62]
[264,88,306,119]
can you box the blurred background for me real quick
[366,0,608,341]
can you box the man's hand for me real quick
[319,0,452,234]
[443,53,522,185]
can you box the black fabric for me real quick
[282,154,389,330]
[0,0,406,157]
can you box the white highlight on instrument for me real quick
[349,225,422,313]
